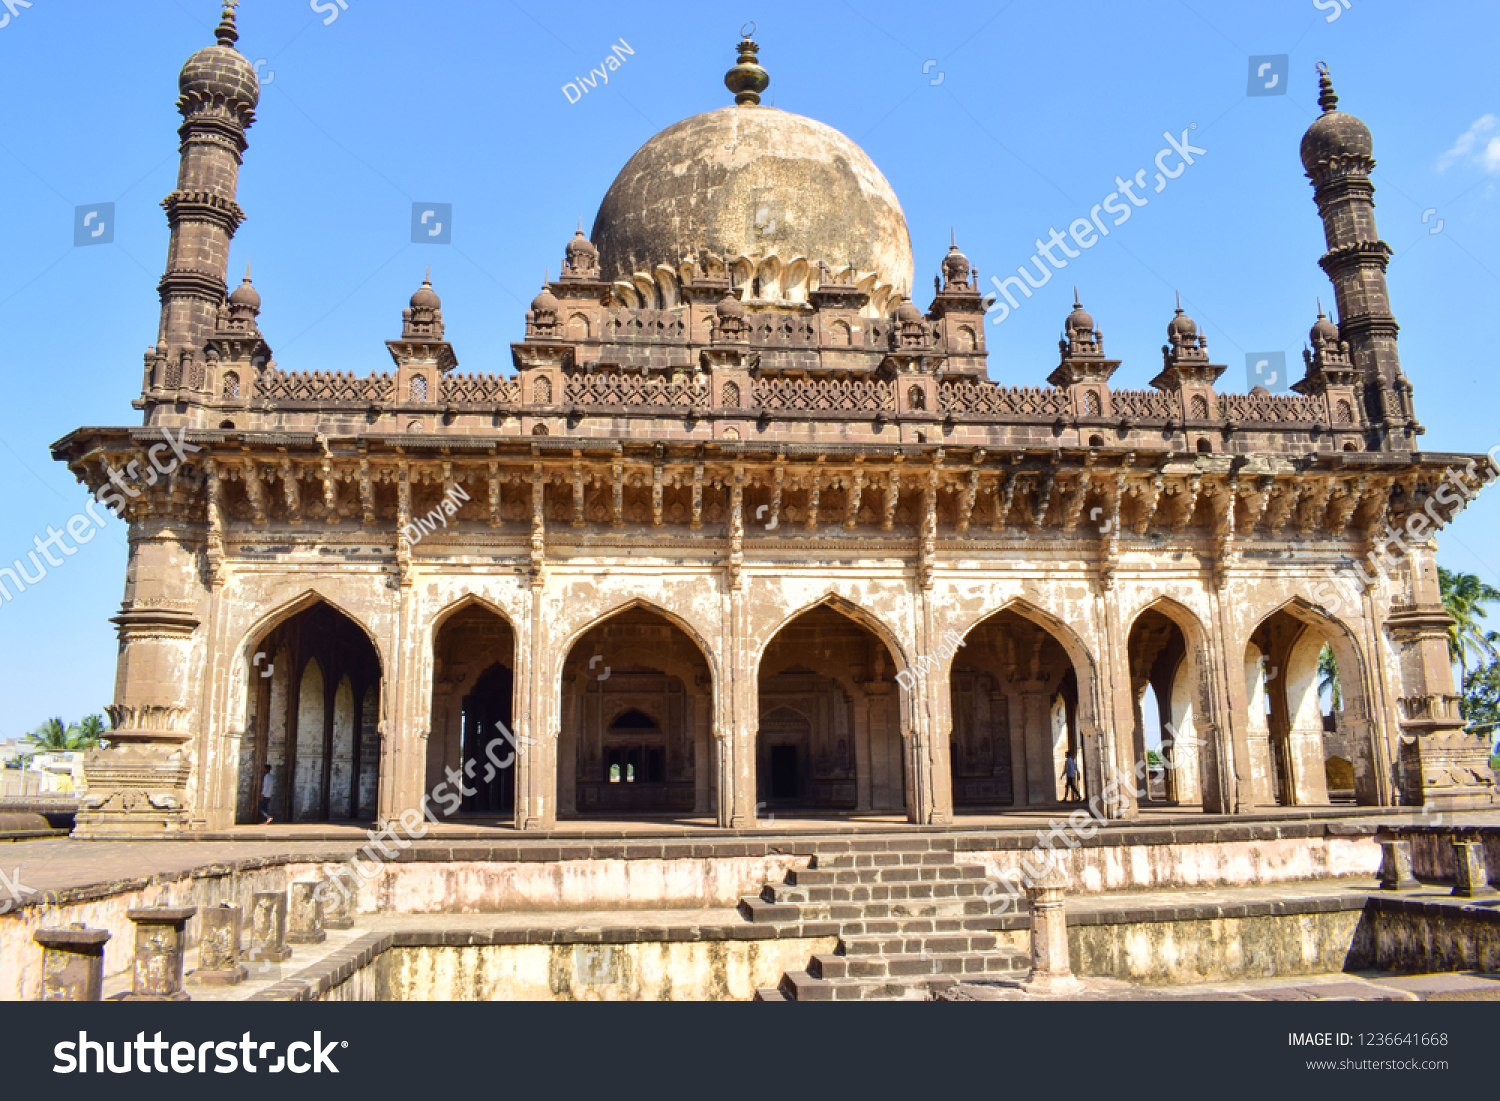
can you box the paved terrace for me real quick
[3,805,1496,903]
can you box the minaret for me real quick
[1299,63,1417,451]
[145,2,260,424]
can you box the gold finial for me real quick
[725,25,770,107]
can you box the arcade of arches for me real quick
[234,595,1386,825]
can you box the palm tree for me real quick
[1439,568,1500,683]
[73,714,108,748]
[25,717,82,752]
[1318,645,1341,712]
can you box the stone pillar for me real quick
[320,872,356,930]
[1452,836,1497,899]
[1375,833,1418,890]
[1020,692,1053,806]
[287,882,326,943]
[193,903,248,985]
[123,907,196,1001]
[248,891,293,965]
[1021,859,1079,995]
[516,577,556,829]
[722,584,756,828]
[33,925,111,1001]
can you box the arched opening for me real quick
[950,607,1086,809]
[757,604,905,814]
[429,602,517,819]
[561,606,713,817]
[237,600,381,824]
[1125,607,1204,807]
[1244,605,1368,807]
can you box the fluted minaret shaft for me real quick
[1300,65,1416,450]
[146,4,259,416]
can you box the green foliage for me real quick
[1318,644,1341,712]
[1439,568,1500,683]
[1459,658,1500,736]
[22,714,108,753]
[1146,750,1162,766]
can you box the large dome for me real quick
[591,105,915,295]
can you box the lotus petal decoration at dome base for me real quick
[609,250,902,319]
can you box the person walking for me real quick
[1061,754,1082,802]
[259,764,275,824]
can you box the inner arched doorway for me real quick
[1125,608,1202,807]
[757,604,906,814]
[950,607,1084,809]
[560,606,713,817]
[429,602,517,819]
[237,600,381,824]
[1244,604,1370,807]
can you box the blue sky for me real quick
[0,0,1497,736]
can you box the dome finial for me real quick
[1315,61,1338,113]
[725,25,770,107]
[215,0,240,48]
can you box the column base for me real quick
[1399,730,1497,809]
[1021,972,1082,996]
[74,743,193,839]
[190,965,249,986]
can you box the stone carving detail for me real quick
[256,370,395,403]
[1218,392,1323,423]
[442,373,520,405]
[938,382,1069,418]
[566,373,704,409]
[752,377,894,413]
[1110,389,1175,419]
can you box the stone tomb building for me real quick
[51,9,1496,837]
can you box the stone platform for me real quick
[4,808,1498,1001]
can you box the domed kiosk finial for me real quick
[215,0,240,48]
[725,24,770,106]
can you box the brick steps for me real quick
[739,894,992,922]
[762,878,993,904]
[838,931,1001,956]
[810,949,1026,980]
[751,838,1033,1001]
[777,969,960,1002]
[787,863,989,886]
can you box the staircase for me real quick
[746,842,1030,1000]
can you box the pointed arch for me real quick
[428,591,520,646]
[233,592,383,824]
[236,587,385,677]
[559,598,718,816]
[953,596,1097,689]
[755,594,911,814]
[755,592,910,675]
[1122,596,1220,810]
[948,597,1099,810]
[427,593,520,816]
[1242,596,1374,807]
[555,596,721,688]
